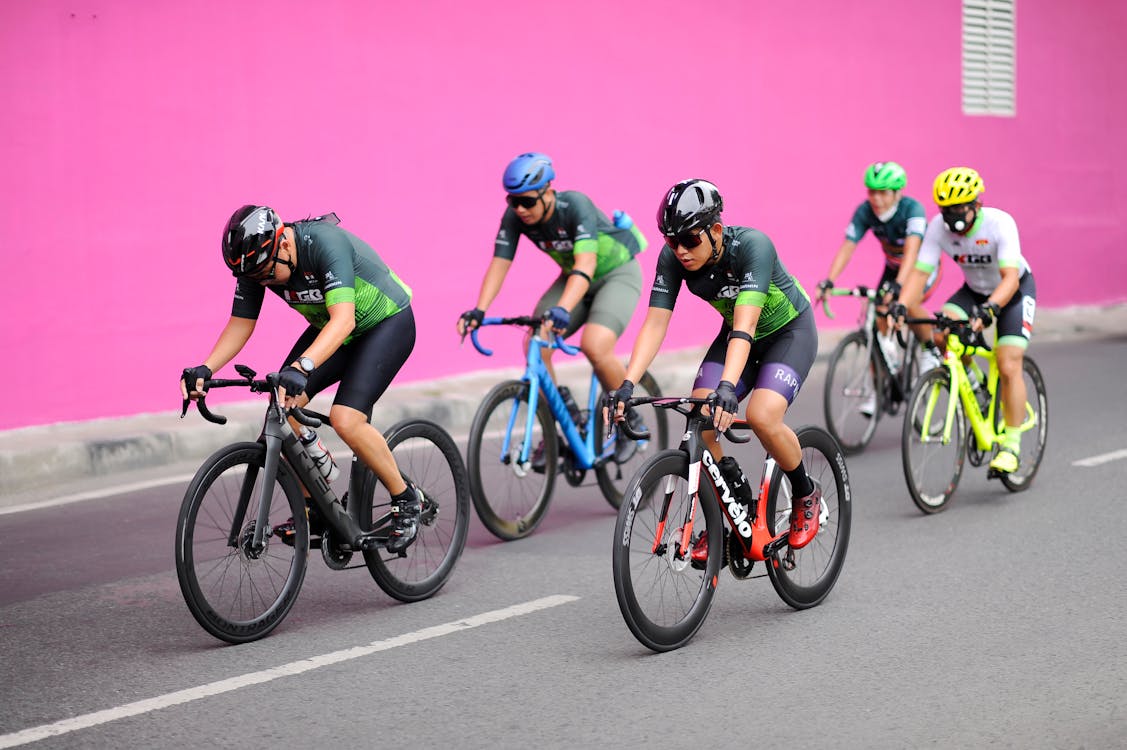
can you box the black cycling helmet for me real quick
[657,179,724,237]
[222,205,283,277]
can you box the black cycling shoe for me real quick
[386,486,422,553]
[530,440,548,474]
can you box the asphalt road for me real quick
[2,336,1126,749]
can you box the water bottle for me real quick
[717,456,754,506]
[966,365,990,412]
[612,210,633,229]
[300,427,340,482]
[878,331,901,374]
[557,385,582,426]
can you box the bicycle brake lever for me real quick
[180,398,190,419]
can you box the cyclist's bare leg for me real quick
[744,389,802,471]
[995,344,1028,430]
[330,404,408,496]
[580,322,627,392]
[907,303,934,347]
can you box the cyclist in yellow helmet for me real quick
[889,168,1037,474]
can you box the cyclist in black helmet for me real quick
[180,205,421,553]
[456,152,652,460]
[605,179,822,550]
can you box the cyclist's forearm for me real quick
[474,257,513,311]
[897,269,929,309]
[825,240,857,282]
[988,267,1020,309]
[556,253,596,311]
[203,316,256,373]
[296,304,355,368]
[720,305,759,383]
[896,236,922,287]
[623,308,671,383]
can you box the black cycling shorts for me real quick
[943,271,1037,349]
[283,307,416,415]
[693,306,818,405]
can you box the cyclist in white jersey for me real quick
[890,167,1037,474]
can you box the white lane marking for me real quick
[0,475,198,516]
[1072,449,1127,467]
[0,595,579,748]
[0,452,359,516]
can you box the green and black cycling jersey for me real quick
[232,216,412,342]
[649,225,810,338]
[844,196,928,269]
[493,190,647,280]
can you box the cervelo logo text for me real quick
[701,452,752,539]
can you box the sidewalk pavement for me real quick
[1,303,1123,506]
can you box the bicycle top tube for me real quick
[468,315,581,358]
[621,395,752,445]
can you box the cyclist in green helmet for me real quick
[815,162,942,414]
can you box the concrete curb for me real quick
[1,303,1123,502]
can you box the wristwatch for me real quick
[298,356,315,374]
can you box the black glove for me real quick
[181,365,212,395]
[879,279,901,302]
[708,380,739,418]
[277,366,308,399]
[972,301,1000,328]
[604,379,635,420]
[459,307,484,331]
[815,278,833,300]
[886,301,907,324]
[543,305,570,332]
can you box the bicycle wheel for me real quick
[175,442,308,644]
[823,331,880,454]
[901,368,966,513]
[467,379,558,540]
[1000,357,1049,492]
[596,370,670,509]
[359,419,470,602]
[612,449,723,652]
[764,426,852,609]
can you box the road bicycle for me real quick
[900,315,1048,514]
[175,364,470,643]
[465,315,668,541]
[611,396,851,652]
[822,285,934,453]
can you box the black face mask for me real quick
[942,204,976,233]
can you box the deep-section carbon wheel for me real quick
[175,442,308,644]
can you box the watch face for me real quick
[300,357,315,373]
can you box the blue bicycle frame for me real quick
[471,317,626,471]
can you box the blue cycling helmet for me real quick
[502,152,555,193]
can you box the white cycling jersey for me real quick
[916,206,1031,296]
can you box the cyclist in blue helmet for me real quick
[457,152,651,461]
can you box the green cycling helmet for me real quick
[864,161,907,191]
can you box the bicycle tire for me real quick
[612,449,723,652]
[901,368,966,514]
[175,441,308,644]
[823,331,880,454]
[360,419,470,602]
[765,426,852,609]
[1000,357,1049,492]
[467,379,558,540]
[596,370,670,509]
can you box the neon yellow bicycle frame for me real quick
[918,331,1037,451]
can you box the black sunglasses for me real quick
[506,188,546,210]
[664,228,706,250]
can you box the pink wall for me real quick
[2,0,1124,430]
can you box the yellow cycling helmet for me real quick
[933,167,984,206]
